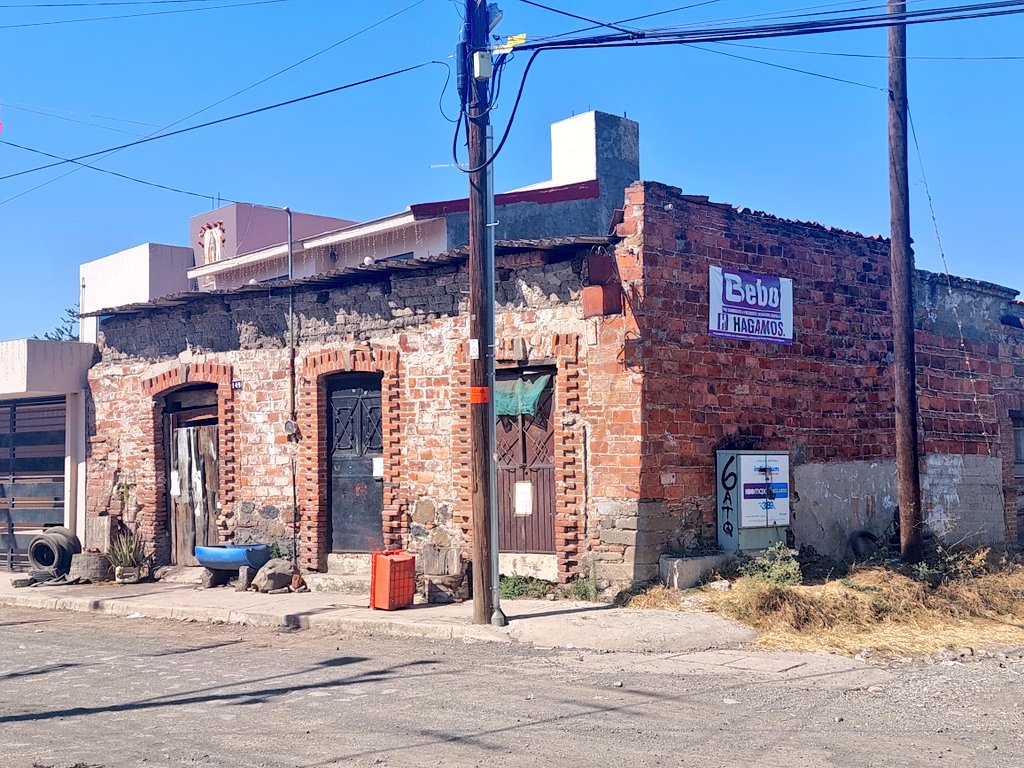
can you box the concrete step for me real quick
[304,572,372,596]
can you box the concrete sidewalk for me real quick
[0,573,755,652]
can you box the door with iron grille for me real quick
[1,398,66,571]
[496,370,556,554]
[327,373,384,553]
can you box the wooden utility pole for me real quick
[888,0,924,563]
[466,0,497,623]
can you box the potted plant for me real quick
[108,527,145,584]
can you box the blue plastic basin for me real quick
[194,543,272,571]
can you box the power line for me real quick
[0,103,145,135]
[0,62,442,182]
[906,102,991,452]
[525,1,725,45]
[1,99,161,127]
[0,0,429,206]
[690,43,887,89]
[524,0,918,45]
[1,139,236,202]
[0,0,236,7]
[516,0,638,35]
[715,39,1024,59]
[462,0,1022,174]
[513,1,1024,51]
[0,0,296,30]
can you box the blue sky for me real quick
[1,0,1021,340]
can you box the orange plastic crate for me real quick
[369,549,416,610]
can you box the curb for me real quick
[0,592,511,645]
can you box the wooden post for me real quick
[466,0,496,623]
[888,0,924,563]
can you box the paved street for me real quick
[1,607,1022,768]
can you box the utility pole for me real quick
[888,1,924,563]
[464,0,501,624]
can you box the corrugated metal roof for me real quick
[82,236,610,317]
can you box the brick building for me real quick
[72,113,1024,591]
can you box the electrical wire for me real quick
[436,59,460,122]
[0,0,429,206]
[525,1,725,45]
[516,0,638,34]
[0,0,297,30]
[452,48,541,173]
[906,103,992,453]
[0,103,145,135]
[0,0,241,6]
[690,43,887,89]
[0,62,444,182]
[715,39,1024,59]
[1,99,161,127]
[455,0,1021,174]
[1,139,237,202]
[512,1,1024,51]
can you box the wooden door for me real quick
[168,425,219,566]
[496,372,556,554]
[327,373,384,553]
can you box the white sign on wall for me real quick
[514,481,533,517]
[709,266,794,344]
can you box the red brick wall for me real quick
[297,346,403,570]
[86,250,638,580]
[626,181,896,545]
[624,181,1024,553]
[914,274,1024,544]
[87,361,236,562]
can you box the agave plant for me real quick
[108,526,145,568]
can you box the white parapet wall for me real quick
[0,338,97,544]
[0,339,95,398]
[80,243,194,342]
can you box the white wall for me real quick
[0,339,95,398]
[80,243,194,316]
[0,340,96,536]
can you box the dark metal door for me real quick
[328,373,384,553]
[0,398,66,571]
[496,373,556,554]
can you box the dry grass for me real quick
[622,584,686,611]
[624,565,1024,656]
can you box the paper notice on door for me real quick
[372,457,385,479]
[514,481,533,517]
[169,470,181,497]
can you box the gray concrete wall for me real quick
[922,453,1005,547]
[792,454,1006,559]
[791,460,897,559]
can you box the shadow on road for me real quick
[0,656,441,725]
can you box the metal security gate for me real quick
[1,398,66,571]
[496,371,556,554]
[327,373,384,553]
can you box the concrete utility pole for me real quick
[464,0,503,624]
[888,0,925,563]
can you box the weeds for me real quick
[565,574,599,602]
[739,542,802,586]
[499,574,552,599]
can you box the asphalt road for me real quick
[1,606,1022,768]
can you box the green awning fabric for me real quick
[495,374,551,417]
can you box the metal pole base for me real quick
[490,608,508,627]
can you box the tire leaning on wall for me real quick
[27,527,82,576]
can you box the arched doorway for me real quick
[163,384,219,565]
